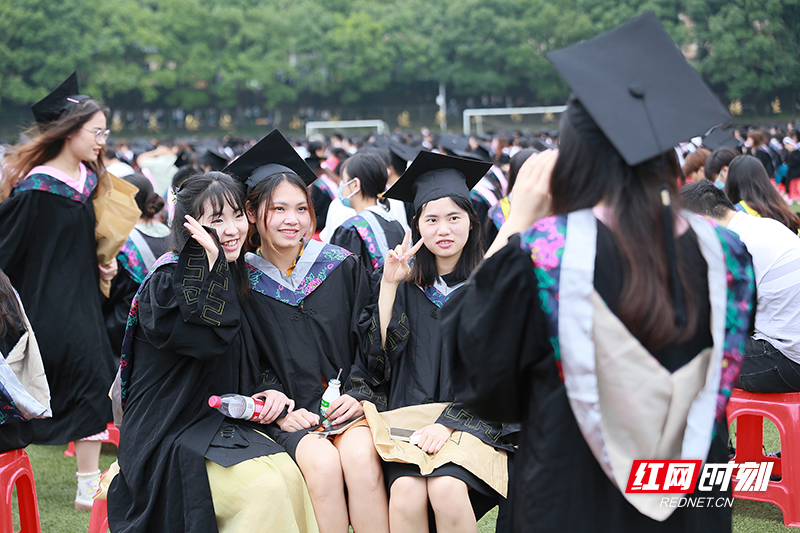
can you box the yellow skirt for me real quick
[205,452,319,533]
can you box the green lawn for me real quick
[10,420,794,532]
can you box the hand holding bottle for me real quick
[251,390,295,424]
[325,394,363,427]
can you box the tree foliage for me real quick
[1,0,798,112]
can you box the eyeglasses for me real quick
[82,127,111,141]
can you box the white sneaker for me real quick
[75,470,101,511]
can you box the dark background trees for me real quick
[1,0,797,132]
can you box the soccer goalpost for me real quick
[306,120,389,138]
[462,106,567,135]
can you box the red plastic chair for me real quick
[726,388,800,527]
[88,499,109,533]
[787,178,800,201]
[0,449,41,533]
[64,423,120,457]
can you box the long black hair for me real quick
[507,149,538,192]
[407,195,483,287]
[123,173,165,220]
[550,97,698,349]
[726,154,800,233]
[169,171,249,301]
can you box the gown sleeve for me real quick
[357,276,412,388]
[0,192,38,272]
[135,239,242,360]
[440,234,550,423]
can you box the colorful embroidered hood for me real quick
[246,240,352,307]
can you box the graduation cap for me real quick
[174,150,194,168]
[702,128,740,151]
[547,11,730,166]
[30,71,91,129]
[438,134,470,156]
[199,149,230,171]
[472,142,495,162]
[384,150,491,212]
[547,10,731,328]
[388,140,420,165]
[224,129,316,189]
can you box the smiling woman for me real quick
[108,171,318,533]
[0,72,117,511]
[225,129,391,533]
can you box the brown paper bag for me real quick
[362,402,508,497]
[94,171,140,297]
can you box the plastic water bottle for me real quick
[319,370,343,428]
[208,394,264,421]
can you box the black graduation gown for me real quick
[101,230,168,358]
[329,211,405,274]
[107,244,280,533]
[0,175,114,444]
[242,250,384,457]
[360,273,512,515]
[441,227,733,533]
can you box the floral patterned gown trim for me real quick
[245,240,352,307]
[118,238,148,284]
[13,170,99,203]
[518,214,754,424]
[340,216,384,270]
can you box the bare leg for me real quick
[336,427,389,533]
[295,434,349,533]
[389,476,429,533]
[74,440,101,473]
[427,476,477,533]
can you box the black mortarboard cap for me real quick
[200,149,230,171]
[702,128,740,151]
[384,151,491,212]
[547,11,730,166]
[388,140,420,164]
[225,129,316,189]
[174,150,194,168]
[439,134,470,156]
[30,71,90,129]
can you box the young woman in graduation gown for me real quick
[329,152,405,274]
[226,130,390,533]
[441,13,756,531]
[724,154,800,234]
[364,151,513,533]
[101,173,170,355]
[0,74,117,509]
[107,172,317,533]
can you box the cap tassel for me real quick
[630,84,688,332]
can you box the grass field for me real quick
[9,418,794,532]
